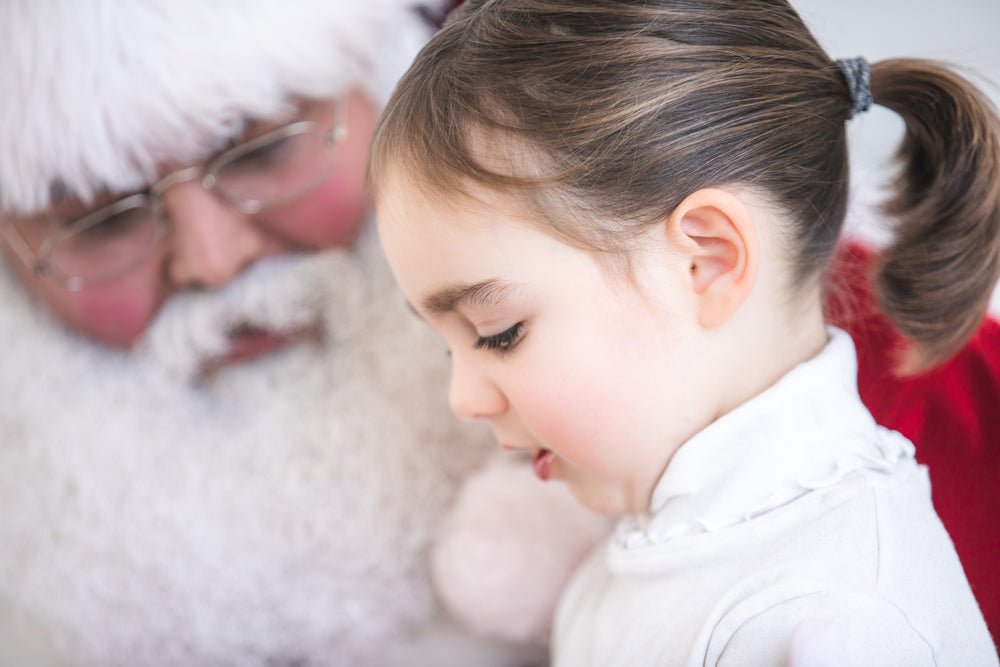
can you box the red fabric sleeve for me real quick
[829,241,1000,646]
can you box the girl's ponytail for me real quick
[871,58,1000,371]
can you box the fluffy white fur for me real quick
[0,0,431,215]
[432,452,612,647]
[0,227,507,665]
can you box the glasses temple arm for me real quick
[0,223,45,274]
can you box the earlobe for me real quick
[667,189,759,328]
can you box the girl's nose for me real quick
[449,354,508,421]
[162,181,272,289]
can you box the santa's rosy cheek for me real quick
[268,176,368,249]
[71,288,160,347]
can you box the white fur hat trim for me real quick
[0,0,439,214]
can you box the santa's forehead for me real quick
[0,0,431,215]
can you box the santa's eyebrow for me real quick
[422,278,519,315]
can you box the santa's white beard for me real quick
[0,226,496,666]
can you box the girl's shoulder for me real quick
[828,238,1000,648]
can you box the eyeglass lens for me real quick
[47,203,162,283]
[40,122,338,287]
[212,123,336,207]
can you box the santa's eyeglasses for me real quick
[2,100,347,292]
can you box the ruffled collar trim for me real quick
[615,327,914,550]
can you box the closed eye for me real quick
[474,322,525,354]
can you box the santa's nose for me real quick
[162,180,270,289]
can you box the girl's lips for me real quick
[532,449,555,481]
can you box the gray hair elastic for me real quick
[836,57,873,120]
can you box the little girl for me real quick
[367,0,1000,664]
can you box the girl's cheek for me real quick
[516,380,609,465]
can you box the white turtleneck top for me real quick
[554,328,997,666]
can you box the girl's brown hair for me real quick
[368,0,1000,371]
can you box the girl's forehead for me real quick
[380,176,535,239]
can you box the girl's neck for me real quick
[712,281,829,424]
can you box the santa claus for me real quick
[0,1,582,664]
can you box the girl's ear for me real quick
[666,188,759,328]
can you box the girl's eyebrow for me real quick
[423,278,519,315]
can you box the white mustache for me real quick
[136,250,361,381]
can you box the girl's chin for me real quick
[567,483,638,517]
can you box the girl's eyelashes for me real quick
[474,322,525,354]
